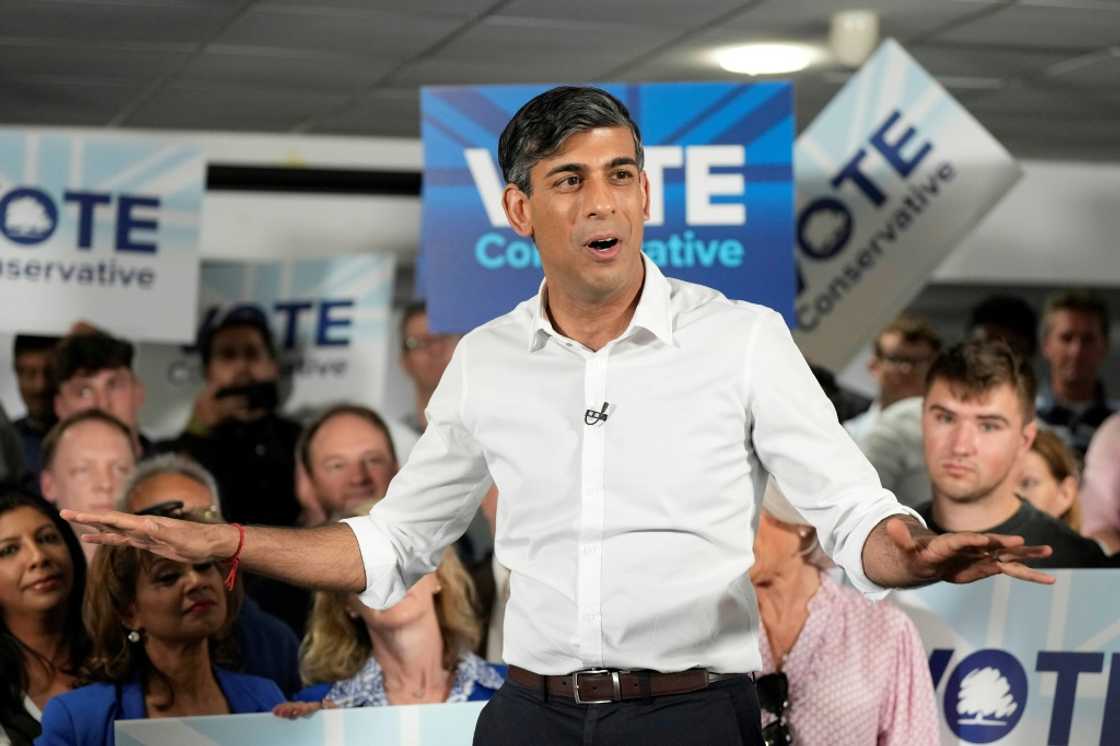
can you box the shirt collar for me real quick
[528,254,675,352]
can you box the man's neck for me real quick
[1050,377,1098,405]
[931,485,1022,533]
[544,269,644,353]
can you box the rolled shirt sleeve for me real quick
[342,338,492,610]
[744,309,922,597]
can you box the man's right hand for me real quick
[60,509,239,565]
[189,381,249,433]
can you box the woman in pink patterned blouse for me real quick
[751,483,939,745]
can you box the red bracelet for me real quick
[223,523,245,591]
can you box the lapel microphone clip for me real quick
[584,401,610,426]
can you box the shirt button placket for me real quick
[577,350,608,666]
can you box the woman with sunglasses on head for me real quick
[0,487,88,746]
[118,454,303,696]
[750,482,937,745]
[273,547,504,719]
[35,528,283,746]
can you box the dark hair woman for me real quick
[0,486,88,746]
[37,536,283,746]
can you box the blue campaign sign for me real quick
[419,83,794,333]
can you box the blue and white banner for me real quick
[0,130,204,342]
[419,82,794,332]
[896,570,1120,745]
[792,39,1021,369]
[133,253,396,438]
[116,701,485,745]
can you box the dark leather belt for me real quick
[508,665,748,704]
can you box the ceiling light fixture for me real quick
[830,10,879,68]
[714,43,822,76]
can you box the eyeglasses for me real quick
[402,334,456,353]
[875,351,932,370]
[757,672,793,746]
[135,500,222,524]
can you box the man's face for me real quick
[503,126,649,306]
[308,414,397,518]
[868,332,936,405]
[206,326,278,390]
[41,419,136,515]
[922,379,1035,506]
[1041,310,1108,389]
[54,367,144,428]
[401,311,458,395]
[14,350,53,422]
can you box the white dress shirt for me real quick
[344,256,917,675]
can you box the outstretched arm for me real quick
[61,511,367,592]
[862,515,1055,588]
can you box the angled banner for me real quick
[792,39,1022,369]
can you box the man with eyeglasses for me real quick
[846,315,943,507]
[120,453,303,696]
[399,300,461,436]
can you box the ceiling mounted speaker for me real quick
[830,10,880,68]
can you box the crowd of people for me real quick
[0,204,1117,744]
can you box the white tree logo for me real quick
[957,666,1019,725]
[4,195,53,238]
[802,207,849,255]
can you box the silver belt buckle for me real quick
[571,668,620,704]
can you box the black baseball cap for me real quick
[198,306,276,366]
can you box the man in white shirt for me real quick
[844,315,941,443]
[65,86,1053,746]
[850,316,943,507]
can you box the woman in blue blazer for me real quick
[36,538,282,745]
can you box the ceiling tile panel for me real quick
[310,88,421,137]
[0,44,190,83]
[906,43,1070,78]
[393,54,633,87]
[256,0,497,18]
[724,0,1005,40]
[123,85,350,130]
[938,3,1120,50]
[1046,51,1120,88]
[214,6,462,58]
[179,48,399,93]
[435,16,679,72]
[0,79,145,125]
[0,1,233,45]
[498,0,746,27]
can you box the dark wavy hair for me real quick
[80,537,242,709]
[0,485,89,719]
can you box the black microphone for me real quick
[584,401,610,426]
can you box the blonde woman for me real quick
[1018,429,1081,531]
[275,548,503,717]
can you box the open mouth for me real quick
[587,237,619,252]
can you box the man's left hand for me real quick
[869,516,1055,587]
